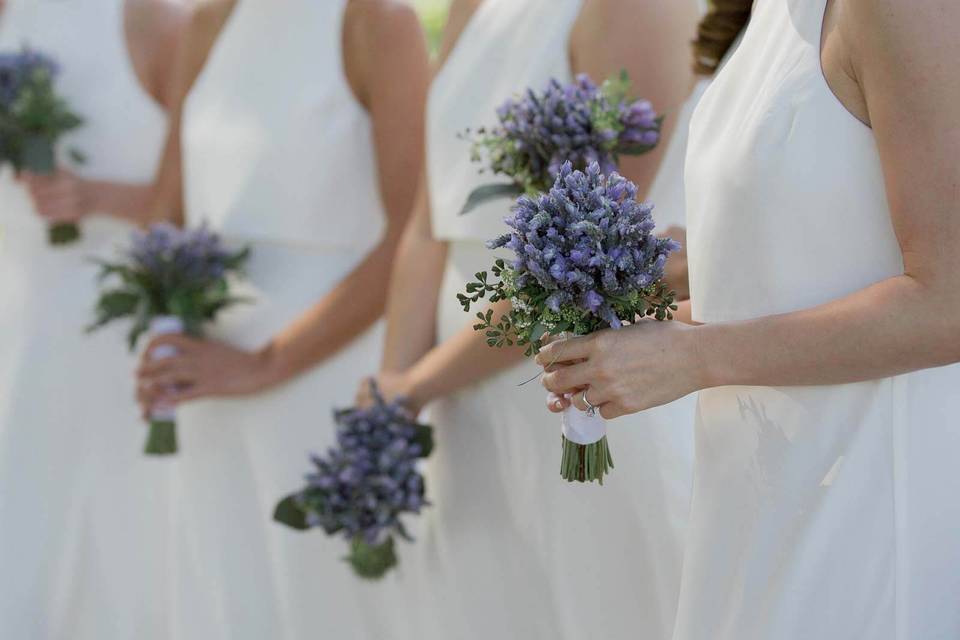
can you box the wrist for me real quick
[254,342,288,391]
[75,179,98,219]
[398,365,432,412]
[688,323,725,391]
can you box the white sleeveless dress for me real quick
[679,0,960,638]
[0,1,170,638]
[176,2,391,638]
[419,1,696,638]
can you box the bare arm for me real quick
[695,0,960,387]
[570,0,699,197]
[378,184,448,372]
[258,1,430,386]
[540,0,960,418]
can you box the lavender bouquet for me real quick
[0,47,85,245]
[459,162,678,483]
[88,223,250,455]
[460,71,661,214]
[274,384,433,580]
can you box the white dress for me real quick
[679,0,960,638]
[175,2,391,638]
[417,1,697,638]
[0,1,170,638]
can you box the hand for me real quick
[136,335,276,418]
[661,225,689,301]
[19,169,93,223]
[355,370,423,414]
[535,319,705,419]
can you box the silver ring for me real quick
[581,389,598,417]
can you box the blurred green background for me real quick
[413,0,451,56]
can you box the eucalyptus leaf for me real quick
[273,495,310,531]
[458,183,524,215]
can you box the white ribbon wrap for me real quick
[148,315,183,422]
[561,401,607,445]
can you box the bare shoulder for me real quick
[573,0,699,45]
[571,0,700,75]
[344,0,424,51]
[126,0,190,41]
[843,0,959,67]
[343,0,428,107]
[184,0,235,41]
[124,0,191,106]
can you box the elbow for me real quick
[924,290,960,365]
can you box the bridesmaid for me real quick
[134,1,428,638]
[356,1,700,638]
[0,1,185,638]
[539,0,960,638]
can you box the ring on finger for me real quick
[581,388,598,417]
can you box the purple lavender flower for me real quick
[490,162,676,328]
[90,223,250,349]
[128,223,240,292]
[461,162,678,354]
[0,48,57,108]
[464,71,662,210]
[280,386,433,579]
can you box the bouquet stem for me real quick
[346,536,398,580]
[48,221,80,245]
[145,315,184,456]
[145,419,177,456]
[560,435,614,484]
[21,134,82,246]
[560,403,613,484]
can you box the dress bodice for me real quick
[685,0,901,323]
[427,0,584,242]
[181,0,384,252]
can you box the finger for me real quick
[546,392,569,413]
[569,386,611,412]
[138,357,197,385]
[29,179,71,197]
[137,354,192,378]
[535,335,593,367]
[36,201,81,222]
[542,361,580,374]
[570,390,590,413]
[136,382,159,408]
[146,370,199,389]
[600,403,628,420]
[541,362,592,395]
[355,379,373,407]
[164,383,210,404]
[136,383,165,418]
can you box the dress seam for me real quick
[891,375,909,640]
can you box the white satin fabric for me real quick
[413,1,700,638]
[0,0,169,638]
[175,1,391,638]
[679,0,960,638]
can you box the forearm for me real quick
[82,179,155,225]
[696,274,960,389]
[258,237,399,388]
[403,298,528,407]
[380,207,448,372]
